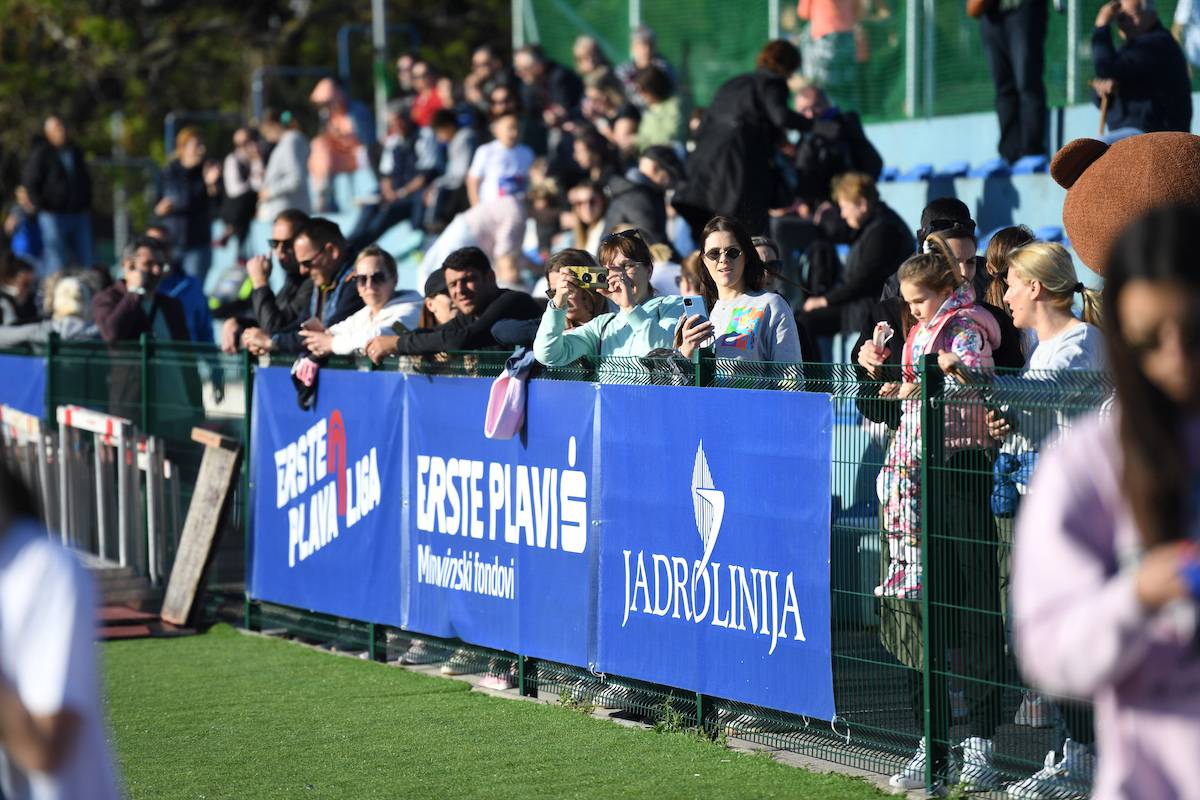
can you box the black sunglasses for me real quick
[268,238,294,250]
[703,246,742,263]
[602,229,644,246]
[355,272,390,287]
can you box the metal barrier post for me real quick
[145,436,162,585]
[57,418,70,548]
[116,423,132,569]
[920,355,949,789]
[94,440,110,560]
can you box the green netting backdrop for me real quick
[523,0,1196,121]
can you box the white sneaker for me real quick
[889,738,929,790]
[439,648,474,675]
[958,736,1001,791]
[1006,740,1093,799]
[890,737,959,790]
[397,638,435,665]
[1013,691,1059,728]
[478,673,515,690]
[874,559,904,597]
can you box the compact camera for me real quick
[565,265,609,291]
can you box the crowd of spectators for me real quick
[3,17,1200,799]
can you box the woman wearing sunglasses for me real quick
[676,216,801,364]
[533,228,684,368]
[1013,205,1200,800]
[299,245,422,357]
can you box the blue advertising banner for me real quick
[404,375,595,667]
[248,367,405,626]
[594,384,835,719]
[0,354,45,417]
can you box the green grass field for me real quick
[103,625,886,799]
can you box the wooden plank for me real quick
[190,427,240,451]
[160,442,240,625]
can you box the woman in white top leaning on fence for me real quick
[300,245,422,358]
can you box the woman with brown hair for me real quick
[983,224,1036,309]
[674,40,827,238]
[1013,204,1200,799]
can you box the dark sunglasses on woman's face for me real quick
[355,272,389,287]
[703,246,742,263]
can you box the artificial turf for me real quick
[103,625,886,799]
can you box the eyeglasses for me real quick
[604,260,646,274]
[764,258,784,274]
[268,238,294,251]
[297,253,322,270]
[355,272,390,287]
[703,246,742,263]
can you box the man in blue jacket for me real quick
[241,218,363,355]
[1092,0,1192,140]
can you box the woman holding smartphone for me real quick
[676,215,801,363]
[1013,204,1200,799]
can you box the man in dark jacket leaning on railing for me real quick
[364,246,541,363]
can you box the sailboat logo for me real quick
[691,441,725,574]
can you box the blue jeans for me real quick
[37,211,93,275]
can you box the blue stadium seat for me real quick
[879,166,900,182]
[1033,225,1064,242]
[895,163,933,182]
[933,160,970,179]
[1011,154,1049,175]
[968,158,1011,179]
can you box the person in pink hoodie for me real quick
[1014,203,1200,800]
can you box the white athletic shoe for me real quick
[889,737,957,790]
[439,648,474,675]
[397,638,436,665]
[1006,739,1093,799]
[958,736,1001,791]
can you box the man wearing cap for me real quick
[603,145,682,250]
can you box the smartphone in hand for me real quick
[300,317,325,333]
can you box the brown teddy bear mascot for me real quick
[1050,131,1200,275]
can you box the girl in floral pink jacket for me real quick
[875,242,1000,600]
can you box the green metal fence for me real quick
[13,340,1116,790]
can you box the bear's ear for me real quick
[1050,138,1109,189]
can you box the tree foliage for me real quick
[0,0,509,194]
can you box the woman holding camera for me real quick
[533,229,684,367]
[1013,205,1200,799]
